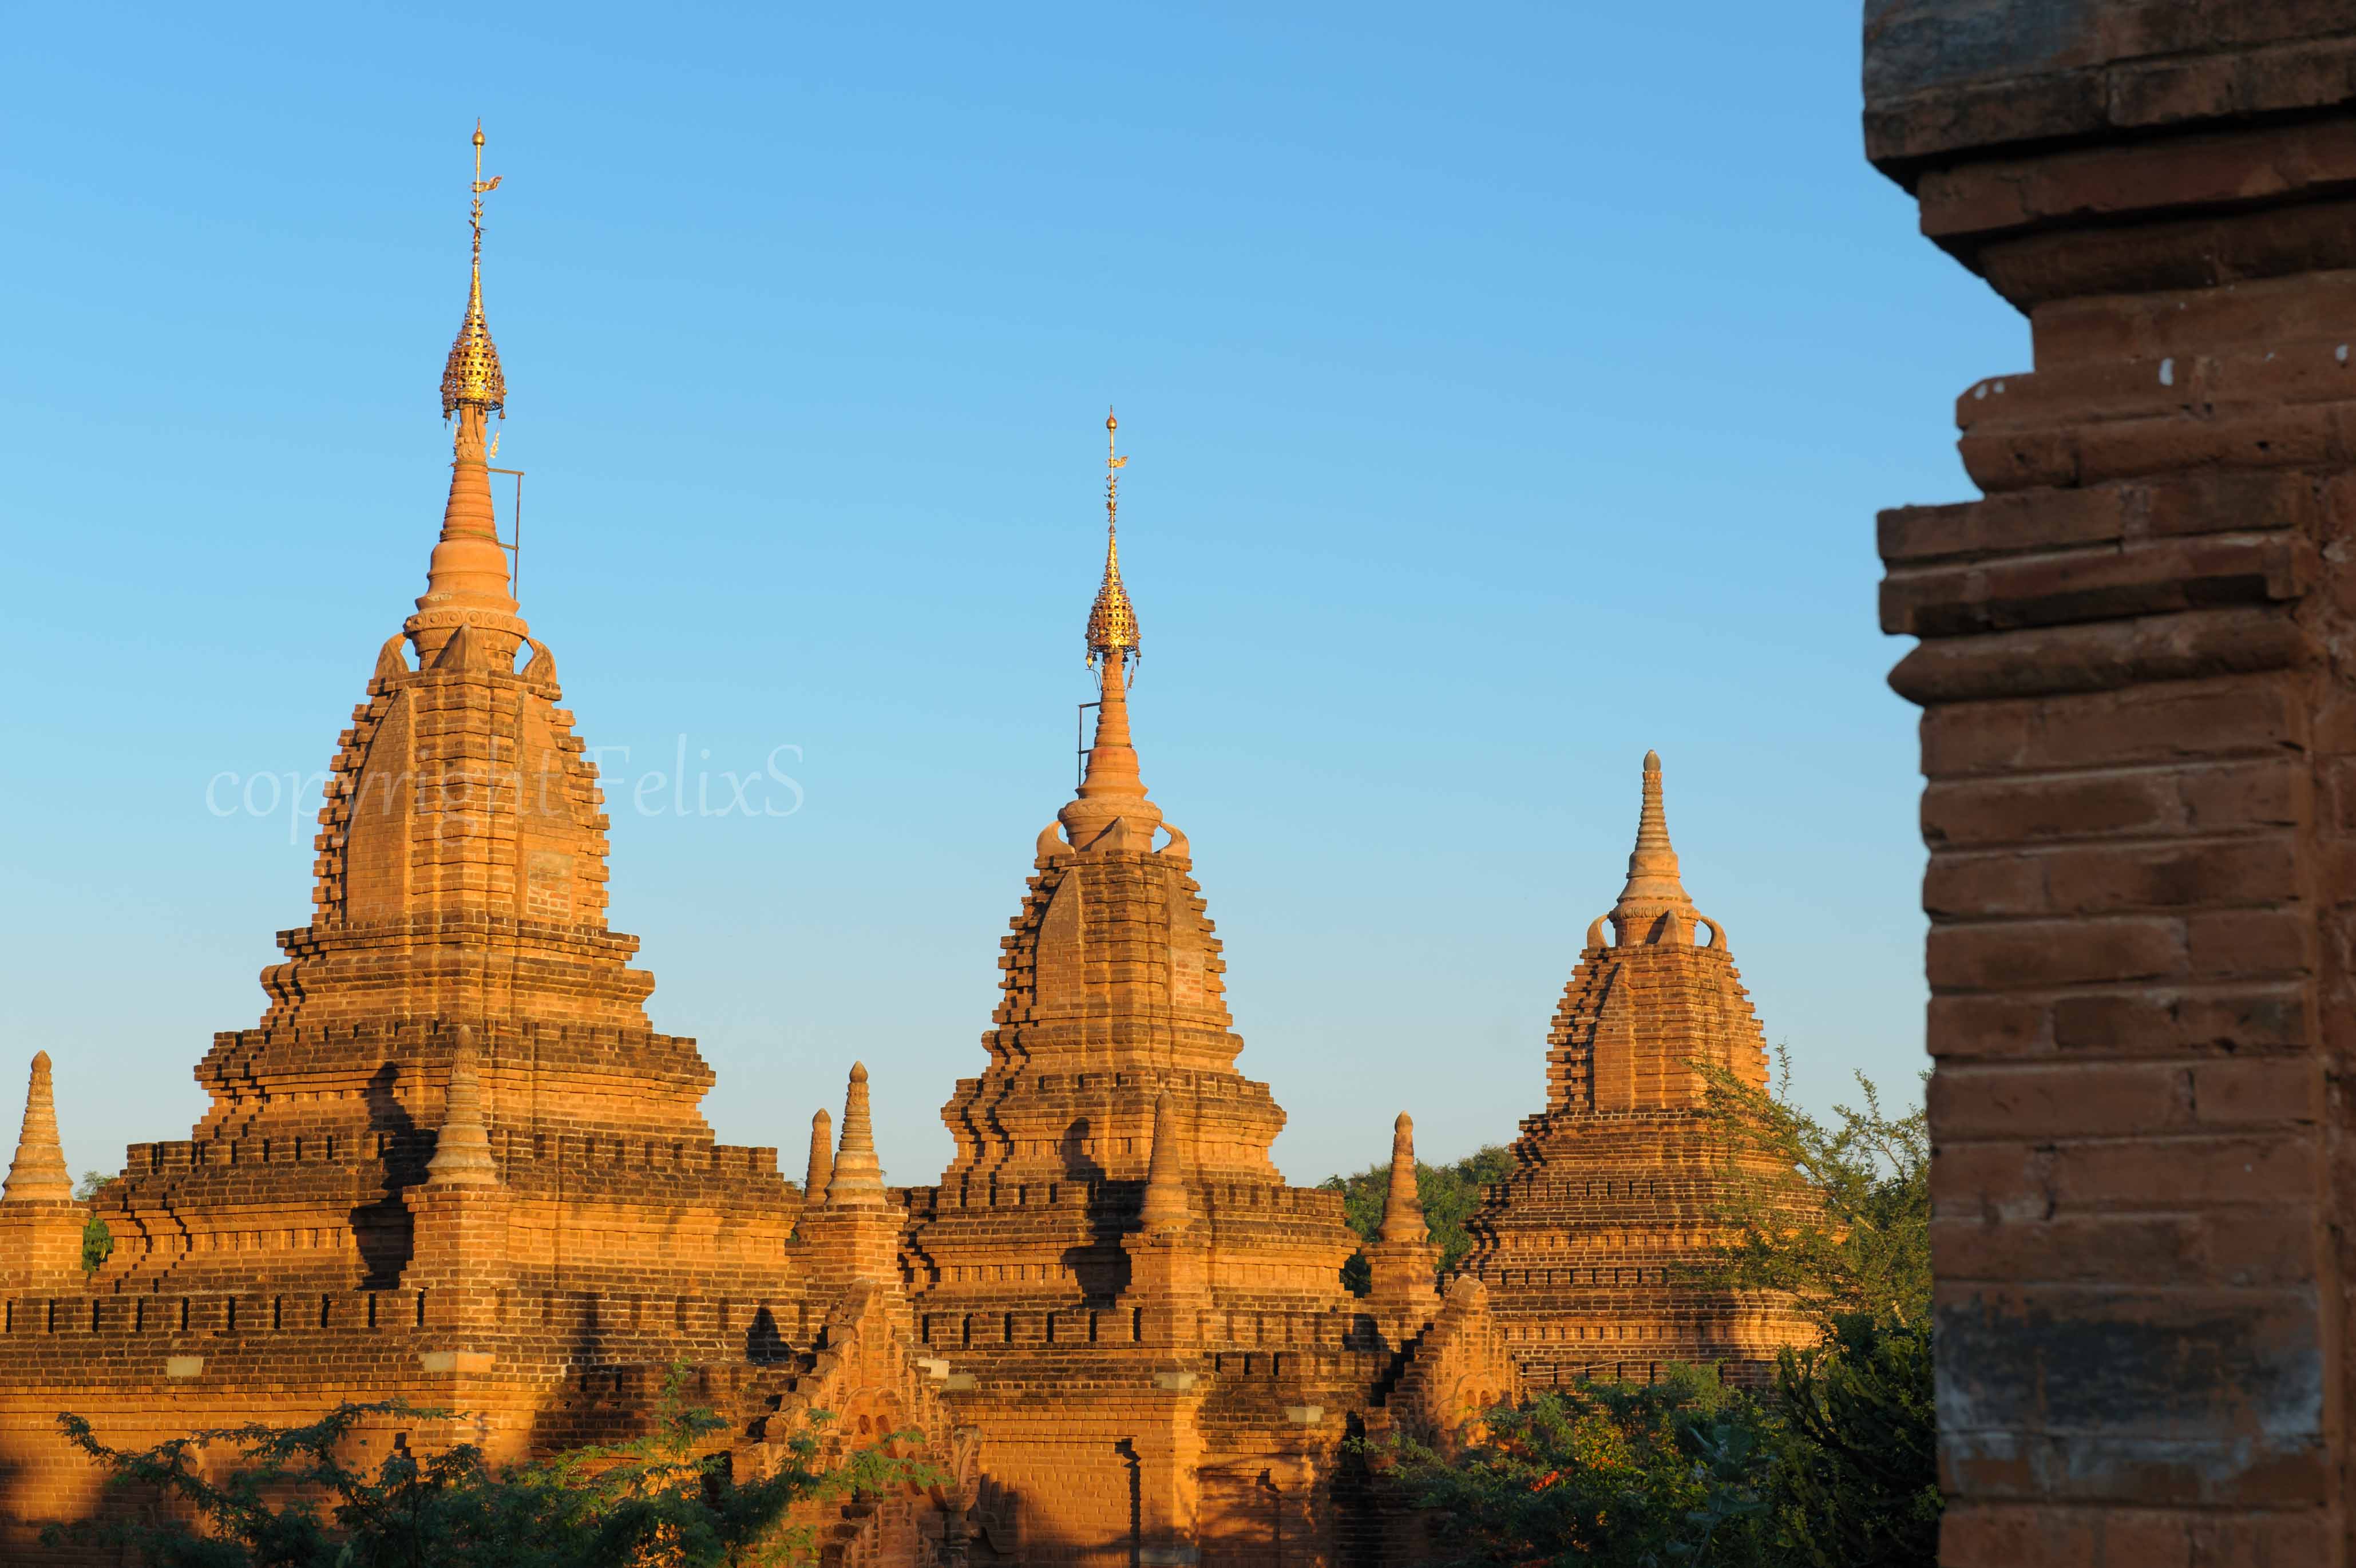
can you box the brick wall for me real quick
[1866,3,2356,1562]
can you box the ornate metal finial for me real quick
[1085,407,1140,668]
[440,120,508,419]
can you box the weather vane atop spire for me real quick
[1105,407,1127,534]
[442,120,508,419]
[1085,407,1141,669]
[469,119,502,274]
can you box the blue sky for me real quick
[2,4,2020,1188]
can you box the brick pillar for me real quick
[1866,6,2356,1563]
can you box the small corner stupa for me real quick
[0,1052,90,1292]
[1460,751,1815,1385]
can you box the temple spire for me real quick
[1086,409,1139,669]
[415,121,518,655]
[825,1063,886,1209]
[3,1052,73,1204]
[1061,411,1163,849]
[1609,750,1697,945]
[441,121,508,421]
[424,1028,498,1187]
[1138,1091,1192,1235]
[1377,1112,1428,1245]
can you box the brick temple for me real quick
[0,133,1523,1568]
[894,416,1519,1558]
[1463,751,1815,1387]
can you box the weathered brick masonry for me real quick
[1866,3,2356,1563]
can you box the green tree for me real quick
[1322,1143,1515,1293]
[1692,1048,1929,1330]
[1693,1052,1939,1564]
[74,1169,114,1273]
[1768,1314,1940,1568]
[1376,1060,1941,1566]
[1387,1365,1776,1568]
[43,1365,937,1567]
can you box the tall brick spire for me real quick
[1062,411,1163,853]
[413,121,520,663]
[1609,750,1699,946]
[3,1052,72,1204]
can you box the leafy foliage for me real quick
[1387,1366,1777,1568]
[43,1365,937,1568]
[1771,1314,1941,1568]
[74,1168,114,1273]
[1692,1048,1929,1330]
[1322,1143,1515,1292]
[1379,1063,1940,1566]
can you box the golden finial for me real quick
[441,120,508,419]
[1085,407,1139,667]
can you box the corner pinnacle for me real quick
[2,1052,72,1204]
[805,1107,834,1207]
[424,1027,498,1187]
[1377,1112,1428,1245]
[1138,1090,1192,1235]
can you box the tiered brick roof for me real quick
[1464,753,1813,1386]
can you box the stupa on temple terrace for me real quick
[0,130,1516,1568]
[1461,752,1816,1386]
